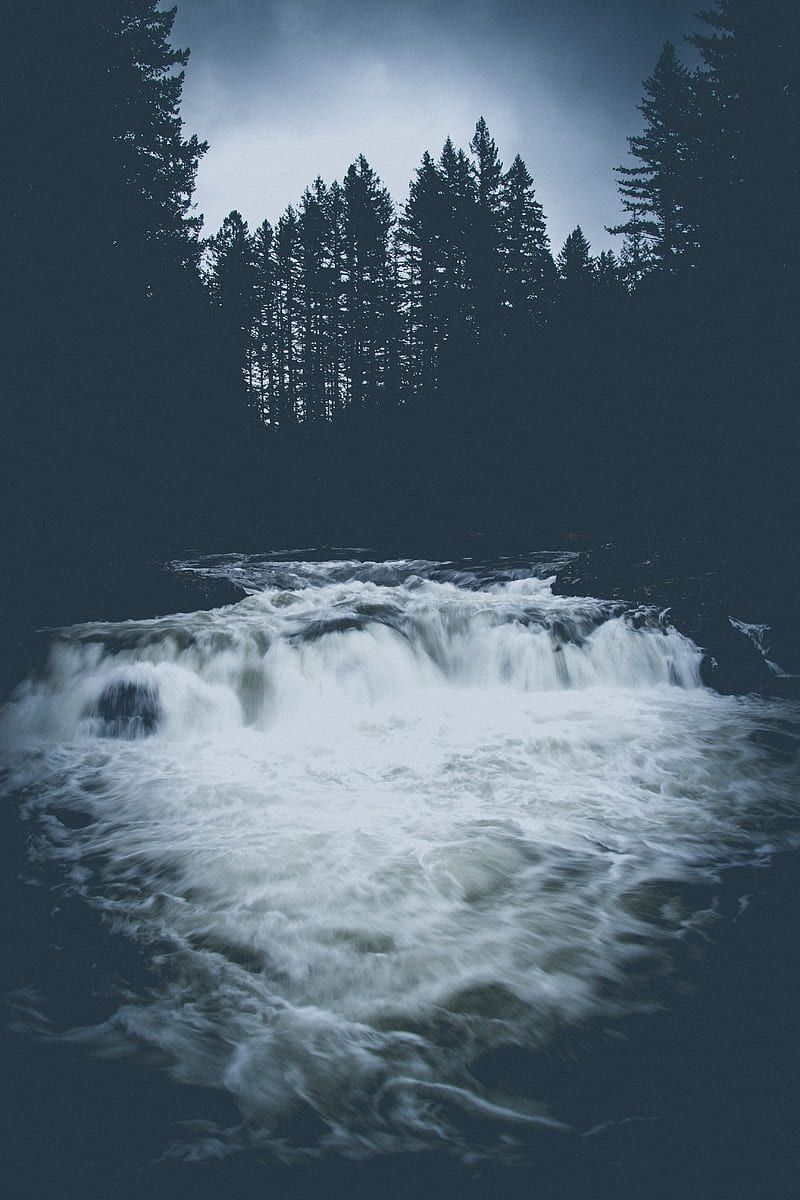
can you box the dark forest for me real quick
[4,0,798,569]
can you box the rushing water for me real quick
[2,552,799,1163]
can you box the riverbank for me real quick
[552,539,800,696]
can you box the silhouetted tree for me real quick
[343,156,395,410]
[383,234,406,405]
[438,137,477,345]
[324,181,348,418]
[468,117,505,343]
[274,207,301,424]
[3,0,236,561]
[595,250,625,297]
[398,151,447,398]
[612,205,656,287]
[609,43,699,272]
[298,179,332,422]
[206,211,260,416]
[689,0,800,278]
[252,220,278,426]
[557,227,594,291]
[499,154,555,331]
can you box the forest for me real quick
[3,0,798,569]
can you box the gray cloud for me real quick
[173,0,701,253]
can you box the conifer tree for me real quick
[689,0,800,276]
[608,43,699,271]
[298,178,332,422]
[499,154,555,331]
[275,207,301,424]
[324,181,348,418]
[397,151,447,397]
[595,250,625,298]
[382,233,406,405]
[557,226,594,288]
[252,220,277,426]
[4,0,214,556]
[206,211,260,416]
[343,156,395,410]
[468,117,505,342]
[612,205,656,287]
[438,138,477,342]
[7,1,206,301]
[469,118,504,214]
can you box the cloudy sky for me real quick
[172,0,702,254]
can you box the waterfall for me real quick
[2,554,797,1159]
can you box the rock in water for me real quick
[94,679,160,737]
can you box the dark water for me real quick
[2,546,799,1198]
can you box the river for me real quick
[2,549,798,1196]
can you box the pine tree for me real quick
[4,0,213,557]
[252,220,277,426]
[468,117,505,342]
[557,226,595,289]
[383,233,406,405]
[612,205,656,287]
[398,151,447,398]
[499,154,555,331]
[343,156,395,410]
[608,43,699,272]
[109,2,207,284]
[7,1,206,299]
[298,178,332,422]
[470,117,504,214]
[324,181,348,419]
[438,137,477,343]
[595,249,625,298]
[275,207,301,424]
[689,0,800,276]
[206,211,260,417]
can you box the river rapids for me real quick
[2,553,798,1161]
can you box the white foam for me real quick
[2,559,797,1158]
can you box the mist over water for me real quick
[2,554,798,1161]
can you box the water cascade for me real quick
[2,555,797,1158]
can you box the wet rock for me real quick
[553,540,793,696]
[696,616,773,695]
[93,679,160,737]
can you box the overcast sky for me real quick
[172,0,702,254]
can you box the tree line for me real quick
[3,0,798,570]
[206,0,798,435]
[205,123,629,429]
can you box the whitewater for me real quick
[2,553,798,1160]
